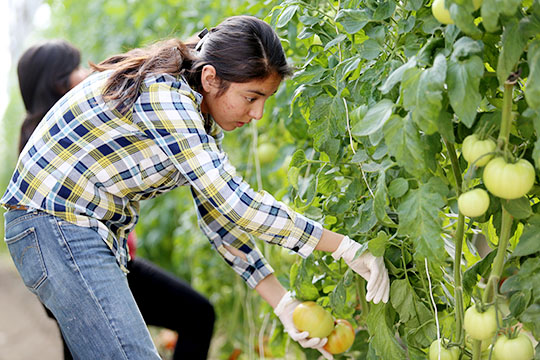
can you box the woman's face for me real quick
[200,67,282,131]
[68,67,91,90]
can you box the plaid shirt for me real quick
[1,71,323,288]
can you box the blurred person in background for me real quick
[14,39,215,360]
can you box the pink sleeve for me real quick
[127,232,137,259]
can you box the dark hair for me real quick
[17,40,81,153]
[92,15,292,113]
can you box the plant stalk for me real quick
[454,213,465,344]
[471,339,482,360]
[483,77,516,304]
[357,277,369,321]
[444,137,465,344]
[498,81,514,154]
[483,207,513,304]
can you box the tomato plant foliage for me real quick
[270,0,540,358]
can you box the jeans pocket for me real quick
[6,227,48,291]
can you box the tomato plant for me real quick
[458,188,490,217]
[483,157,536,200]
[292,301,335,339]
[323,319,355,354]
[493,333,535,360]
[429,339,459,360]
[461,134,496,167]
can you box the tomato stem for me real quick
[443,139,463,193]
[471,339,482,360]
[498,81,514,156]
[443,137,465,344]
[454,213,465,344]
[356,277,369,320]
[483,206,513,304]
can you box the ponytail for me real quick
[90,39,195,113]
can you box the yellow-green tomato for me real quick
[429,339,460,360]
[323,319,355,354]
[493,333,535,360]
[432,0,454,24]
[292,301,334,339]
[257,143,277,164]
[464,306,499,341]
[462,134,496,167]
[458,188,490,217]
[483,157,536,199]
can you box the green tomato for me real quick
[429,339,460,360]
[292,301,334,339]
[464,306,499,341]
[458,188,490,217]
[257,143,278,164]
[483,157,536,199]
[462,134,496,167]
[493,333,535,360]
[432,0,454,24]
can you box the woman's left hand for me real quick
[332,236,390,304]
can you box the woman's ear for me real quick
[201,65,219,93]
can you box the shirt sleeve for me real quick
[133,81,323,285]
[191,187,274,288]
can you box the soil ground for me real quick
[0,253,63,360]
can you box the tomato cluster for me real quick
[292,301,355,354]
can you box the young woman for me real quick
[14,39,215,359]
[2,16,389,359]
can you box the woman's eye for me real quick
[246,97,255,103]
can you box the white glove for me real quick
[332,236,390,304]
[274,292,334,360]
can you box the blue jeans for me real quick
[4,209,161,359]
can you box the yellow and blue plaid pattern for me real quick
[1,71,323,287]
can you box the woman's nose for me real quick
[249,102,264,120]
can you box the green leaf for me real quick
[481,0,521,32]
[359,39,383,60]
[329,275,350,318]
[448,2,482,38]
[388,178,409,198]
[366,303,407,359]
[335,8,373,34]
[411,54,446,135]
[397,177,448,261]
[276,4,299,28]
[352,99,394,137]
[525,40,540,110]
[374,171,393,224]
[288,166,300,190]
[379,58,417,94]
[356,199,378,234]
[368,231,388,257]
[289,149,307,169]
[497,19,528,85]
[512,214,540,257]
[293,256,320,301]
[373,1,396,20]
[383,114,428,178]
[390,279,416,323]
[447,55,484,127]
[509,289,532,317]
[502,197,533,220]
[463,250,497,294]
[451,36,484,60]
